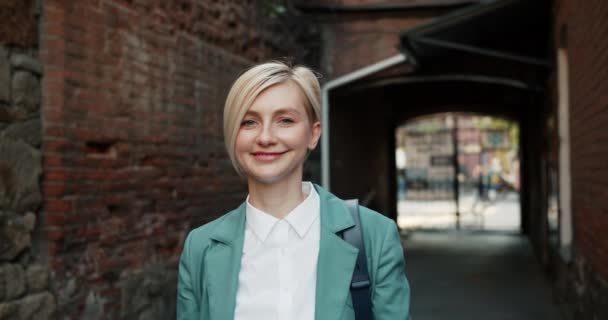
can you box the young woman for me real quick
[177,61,411,320]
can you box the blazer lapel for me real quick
[206,204,246,320]
[314,185,359,320]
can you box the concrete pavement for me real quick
[403,231,562,320]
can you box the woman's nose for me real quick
[256,124,277,146]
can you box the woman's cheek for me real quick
[237,129,257,145]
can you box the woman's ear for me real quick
[308,121,322,150]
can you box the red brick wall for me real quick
[325,16,427,77]
[549,1,608,317]
[306,0,468,78]
[39,0,300,317]
[318,5,453,78]
[554,0,608,280]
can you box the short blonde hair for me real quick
[223,61,321,175]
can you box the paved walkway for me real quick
[403,231,562,320]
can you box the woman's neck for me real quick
[247,176,306,219]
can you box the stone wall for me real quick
[0,0,38,48]
[0,41,56,320]
[0,1,56,319]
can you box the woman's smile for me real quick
[251,151,288,162]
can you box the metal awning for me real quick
[400,0,551,79]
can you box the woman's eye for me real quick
[279,118,295,125]
[241,120,256,127]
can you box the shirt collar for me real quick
[285,182,320,238]
[245,182,320,242]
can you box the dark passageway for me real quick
[306,0,608,318]
[403,231,561,320]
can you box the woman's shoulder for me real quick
[358,205,396,226]
[357,205,400,238]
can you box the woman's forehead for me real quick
[248,82,306,113]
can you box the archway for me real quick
[395,112,521,232]
[327,76,544,236]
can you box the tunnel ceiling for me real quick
[331,76,532,123]
[329,0,551,124]
[400,0,551,73]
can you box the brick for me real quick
[46,228,64,242]
[45,212,66,225]
[44,199,72,213]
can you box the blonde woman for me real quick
[177,61,411,320]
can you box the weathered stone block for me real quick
[0,263,26,301]
[0,301,18,320]
[0,138,42,212]
[0,119,41,147]
[17,292,56,320]
[0,212,32,261]
[120,266,177,320]
[11,71,40,115]
[0,108,13,123]
[81,291,106,320]
[0,47,8,103]
[10,54,41,75]
[21,212,35,232]
[25,265,47,293]
[55,278,79,317]
[0,0,38,47]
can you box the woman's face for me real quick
[235,81,321,185]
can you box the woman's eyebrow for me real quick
[243,110,261,117]
[245,107,303,116]
[274,107,303,115]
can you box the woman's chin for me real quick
[247,173,286,185]
[245,167,302,186]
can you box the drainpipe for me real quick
[321,54,408,190]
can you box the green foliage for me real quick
[259,0,287,18]
[474,116,511,130]
[401,113,519,148]
[404,116,447,133]
[473,116,519,147]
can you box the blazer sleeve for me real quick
[177,231,200,319]
[372,221,411,320]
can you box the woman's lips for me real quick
[251,151,287,162]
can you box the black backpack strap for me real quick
[343,199,373,320]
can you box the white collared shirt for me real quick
[234,182,321,320]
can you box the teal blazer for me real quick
[177,184,411,319]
